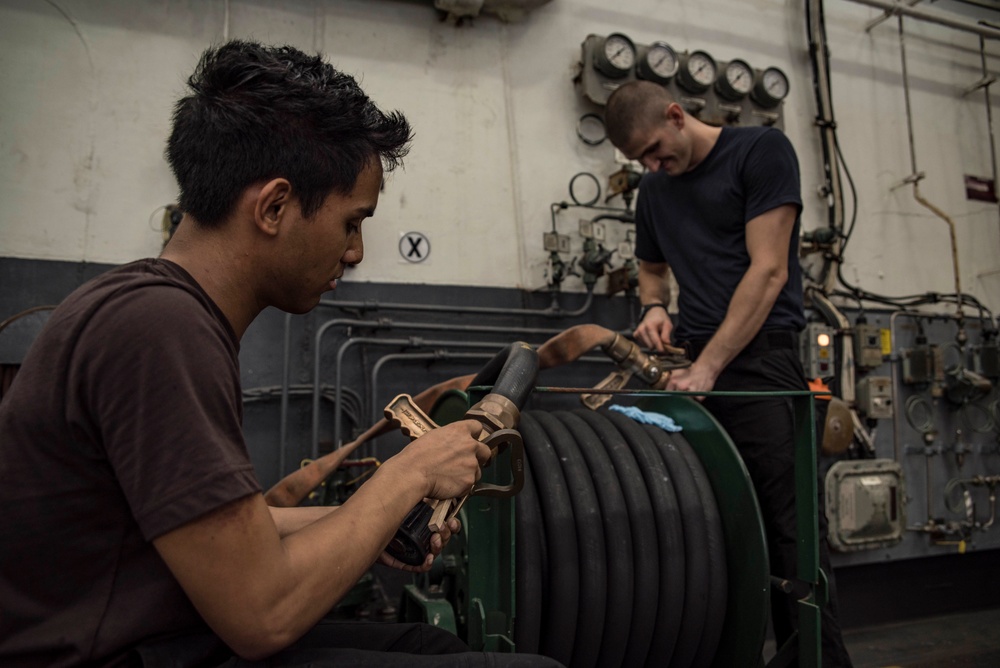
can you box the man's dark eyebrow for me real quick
[354,206,376,218]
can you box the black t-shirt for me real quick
[634,125,806,342]
[0,259,261,667]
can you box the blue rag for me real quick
[608,404,683,432]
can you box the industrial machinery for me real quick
[268,327,829,666]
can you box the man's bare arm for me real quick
[268,505,337,537]
[669,204,797,392]
[153,419,487,660]
[634,260,673,352]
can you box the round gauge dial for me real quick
[636,41,679,84]
[751,66,790,108]
[676,50,717,93]
[594,33,636,79]
[716,59,754,100]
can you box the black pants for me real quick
[130,621,565,668]
[701,344,854,668]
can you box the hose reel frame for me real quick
[401,391,770,667]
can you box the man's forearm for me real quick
[696,264,785,375]
[638,261,671,306]
[269,505,337,537]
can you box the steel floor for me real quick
[761,606,1000,667]
[841,606,1000,668]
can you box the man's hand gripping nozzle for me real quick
[382,392,524,566]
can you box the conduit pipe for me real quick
[807,287,857,403]
[809,0,846,292]
[310,318,569,457]
[846,0,1000,40]
[367,351,494,457]
[864,0,923,33]
[327,336,517,458]
[973,35,1000,247]
[895,16,967,340]
[318,287,594,319]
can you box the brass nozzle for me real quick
[602,333,664,385]
[466,393,520,434]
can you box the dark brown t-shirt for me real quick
[0,259,261,666]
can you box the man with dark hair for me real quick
[605,80,853,666]
[0,40,561,668]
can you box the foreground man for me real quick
[605,80,853,667]
[0,40,561,668]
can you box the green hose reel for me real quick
[401,390,771,667]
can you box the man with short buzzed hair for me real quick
[605,80,853,667]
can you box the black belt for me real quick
[682,329,798,361]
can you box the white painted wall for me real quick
[1,0,999,311]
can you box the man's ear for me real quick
[255,178,293,237]
[666,102,685,129]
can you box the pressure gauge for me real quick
[751,66,790,108]
[593,33,636,79]
[716,59,754,101]
[636,41,679,84]
[676,50,717,93]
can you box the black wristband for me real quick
[639,302,667,320]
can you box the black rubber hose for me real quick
[520,412,578,666]
[556,411,633,668]
[575,410,659,668]
[514,451,544,655]
[643,425,710,668]
[468,341,538,408]
[668,430,728,667]
[602,410,686,668]
[533,411,606,668]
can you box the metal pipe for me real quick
[911,186,964,310]
[369,351,494,425]
[889,310,905,463]
[328,336,514,458]
[846,0,1000,40]
[808,0,846,292]
[977,35,1000,250]
[984,486,997,529]
[896,17,967,332]
[368,351,494,458]
[898,16,920,178]
[318,288,594,319]
[865,0,923,33]
[310,317,570,458]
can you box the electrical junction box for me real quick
[856,376,893,419]
[578,219,606,241]
[902,345,942,386]
[825,459,905,552]
[543,232,571,254]
[853,323,884,369]
[800,322,835,379]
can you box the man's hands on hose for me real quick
[377,419,489,572]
